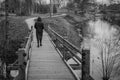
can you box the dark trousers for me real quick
[36,31,43,45]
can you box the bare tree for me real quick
[109,0,120,4]
[99,38,120,80]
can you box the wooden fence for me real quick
[45,24,94,80]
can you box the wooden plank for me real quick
[28,31,75,80]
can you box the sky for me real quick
[38,0,110,4]
[96,0,110,4]
[46,0,50,3]
[0,0,3,2]
[0,0,119,4]
[37,0,111,4]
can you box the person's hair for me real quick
[37,17,42,22]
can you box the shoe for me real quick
[37,45,39,47]
[40,43,42,46]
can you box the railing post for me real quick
[16,48,26,80]
[61,39,66,61]
[81,49,90,80]
[17,48,26,65]
[31,26,33,30]
[31,26,33,42]
[63,48,66,60]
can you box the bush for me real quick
[66,2,75,11]
[40,5,50,14]
[33,3,50,14]
[53,5,57,13]
[0,13,4,17]
[0,40,22,64]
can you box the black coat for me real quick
[34,21,44,33]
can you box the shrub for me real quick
[53,5,57,13]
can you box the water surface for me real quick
[83,18,120,80]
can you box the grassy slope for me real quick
[64,14,90,37]
[44,15,83,48]
[8,16,30,40]
[0,16,30,64]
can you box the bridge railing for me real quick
[24,26,33,80]
[45,24,94,80]
[7,26,33,80]
[24,26,33,61]
[46,25,81,80]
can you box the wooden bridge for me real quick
[28,30,76,80]
[7,17,94,80]
[24,17,80,80]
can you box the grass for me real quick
[8,16,30,40]
[0,16,30,64]
[43,17,68,37]
[43,15,83,48]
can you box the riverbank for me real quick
[43,13,84,48]
[102,14,120,27]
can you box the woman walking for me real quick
[34,17,44,47]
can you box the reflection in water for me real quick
[88,19,117,40]
[82,18,120,80]
[83,18,119,49]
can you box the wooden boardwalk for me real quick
[27,30,76,80]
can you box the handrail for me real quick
[24,26,33,60]
[25,26,33,80]
[50,27,81,53]
[46,25,94,80]
[46,25,82,80]
[48,26,82,63]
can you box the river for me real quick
[82,17,120,80]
